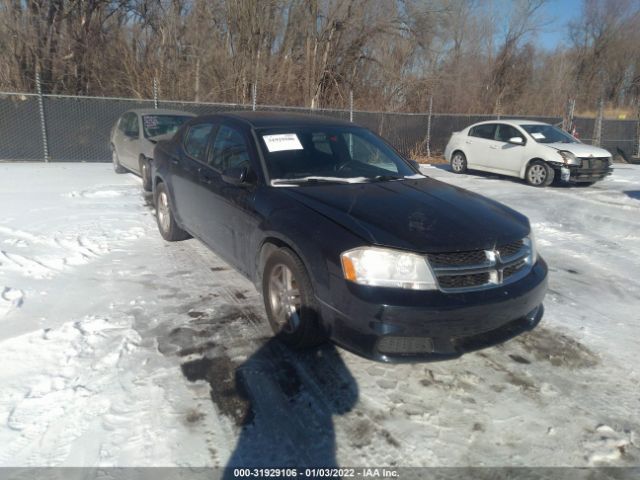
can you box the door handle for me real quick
[465,140,472,144]
[170,157,179,165]
[489,145,499,149]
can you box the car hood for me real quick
[544,142,611,157]
[280,177,530,253]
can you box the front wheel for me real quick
[155,183,190,241]
[262,248,327,349]
[450,151,468,174]
[525,160,554,187]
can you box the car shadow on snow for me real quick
[180,337,358,470]
[624,190,640,200]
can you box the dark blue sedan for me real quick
[152,112,547,362]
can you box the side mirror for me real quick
[508,137,524,145]
[409,159,420,170]
[222,166,250,186]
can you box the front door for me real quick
[199,123,261,276]
[485,124,527,175]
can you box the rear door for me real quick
[170,121,217,238]
[465,123,497,168]
[486,124,528,175]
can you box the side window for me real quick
[118,114,128,133]
[129,114,140,137]
[469,124,496,140]
[209,125,250,171]
[184,123,215,162]
[495,124,524,143]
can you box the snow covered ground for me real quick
[0,162,639,468]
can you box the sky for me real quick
[538,0,584,50]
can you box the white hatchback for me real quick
[443,120,613,186]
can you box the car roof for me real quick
[125,108,196,116]
[194,111,354,129]
[470,119,550,127]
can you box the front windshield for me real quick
[256,126,418,184]
[521,124,578,144]
[142,115,192,139]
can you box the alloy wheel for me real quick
[157,191,171,233]
[268,264,301,333]
[528,164,547,185]
[452,154,464,172]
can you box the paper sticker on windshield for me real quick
[263,134,303,152]
[531,132,545,140]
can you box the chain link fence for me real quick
[0,90,638,162]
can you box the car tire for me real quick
[112,147,126,174]
[450,151,468,174]
[262,247,327,349]
[525,160,554,187]
[155,183,190,241]
[140,156,152,192]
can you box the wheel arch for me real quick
[255,236,313,290]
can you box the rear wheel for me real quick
[140,156,152,192]
[451,151,467,174]
[525,160,554,187]
[155,183,189,241]
[112,148,126,173]
[262,248,327,348]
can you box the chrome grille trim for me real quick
[428,239,532,293]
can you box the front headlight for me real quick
[340,247,437,290]
[558,150,578,165]
[523,233,537,265]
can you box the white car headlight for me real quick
[523,233,537,265]
[341,247,437,290]
[558,150,578,165]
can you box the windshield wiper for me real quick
[367,174,404,182]
[271,176,365,186]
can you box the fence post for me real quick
[252,83,257,111]
[426,95,433,158]
[153,77,158,109]
[349,90,354,122]
[635,100,640,158]
[35,72,49,162]
[593,96,604,147]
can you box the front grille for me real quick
[497,239,524,259]
[438,272,491,289]
[503,259,527,278]
[427,249,487,267]
[580,157,609,170]
[429,239,531,292]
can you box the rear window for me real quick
[469,124,497,139]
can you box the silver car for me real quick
[110,109,195,191]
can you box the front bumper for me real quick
[556,162,612,183]
[319,258,548,362]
